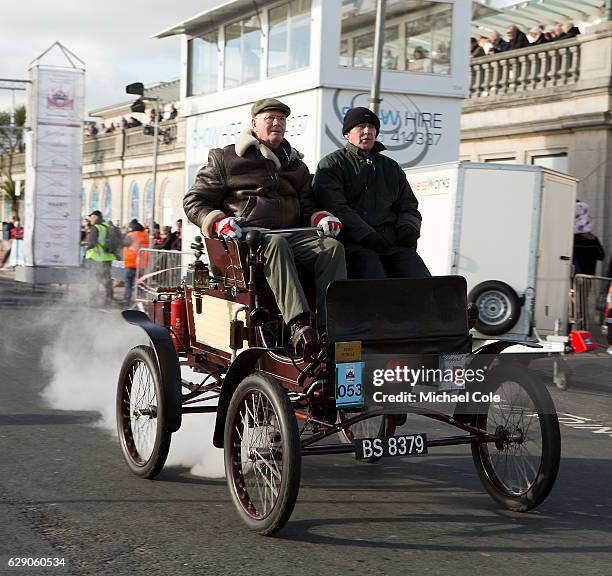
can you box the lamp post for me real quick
[369,0,387,116]
[126,82,160,248]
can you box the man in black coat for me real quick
[506,25,530,50]
[313,107,430,280]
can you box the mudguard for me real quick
[471,339,542,368]
[122,310,182,433]
[212,347,269,448]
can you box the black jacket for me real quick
[507,31,530,50]
[313,142,422,248]
[573,233,605,275]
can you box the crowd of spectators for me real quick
[471,22,581,58]
[85,105,179,138]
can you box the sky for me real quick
[0,0,218,115]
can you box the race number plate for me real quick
[335,361,364,408]
[355,434,428,460]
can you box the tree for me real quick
[0,104,26,221]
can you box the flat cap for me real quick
[251,98,291,118]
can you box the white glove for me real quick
[214,216,243,240]
[316,215,342,237]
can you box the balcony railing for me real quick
[124,120,184,158]
[82,119,185,164]
[468,38,580,101]
[83,131,121,164]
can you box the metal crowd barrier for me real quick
[572,274,612,350]
[135,248,195,301]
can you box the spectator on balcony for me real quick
[127,116,142,128]
[506,25,530,50]
[87,122,98,137]
[529,27,549,46]
[106,122,116,133]
[487,31,508,54]
[121,117,129,130]
[536,25,552,42]
[562,23,581,39]
[169,105,178,120]
[550,23,564,41]
[471,37,485,58]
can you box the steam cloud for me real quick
[40,288,225,479]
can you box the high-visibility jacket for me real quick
[123,230,150,270]
[85,223,116,262]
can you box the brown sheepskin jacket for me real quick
[184,130,327,237]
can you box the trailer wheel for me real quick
[468,280,521,336]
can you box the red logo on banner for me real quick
[47,89,74,109]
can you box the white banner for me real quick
[33,219,82,266]
[36,68,84,126]
[186,88,460,174]
[320,88,461,168]
[35,170,81,198]
[25,62,84,268]
[36,125,82,171]
[35,194,81,221]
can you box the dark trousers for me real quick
[261,233,347,328]
[85,259,113,304]
[124,267,136,303]
[345,244,431,279]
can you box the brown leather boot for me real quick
[289,314,322,363]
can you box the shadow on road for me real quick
[278,454,612,553]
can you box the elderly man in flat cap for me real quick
[184,98,346,361]
[313,106,430,280]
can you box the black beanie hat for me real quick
[342,107,381,135]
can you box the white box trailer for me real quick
[405,162,577,341]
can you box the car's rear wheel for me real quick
[470,365,560,511]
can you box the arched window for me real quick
[103,183,112,221]
[145,179,154,224]
[161,178,174,226]
[91,184,100,211]
[130,182,140,221]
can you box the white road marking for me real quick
[557,412,612,438]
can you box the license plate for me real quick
[355,433,428,460]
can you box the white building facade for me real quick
[156,0,473,189]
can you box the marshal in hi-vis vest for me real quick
[85,222,116,262]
